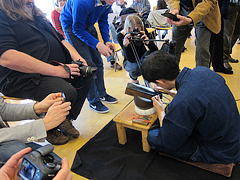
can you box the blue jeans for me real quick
[172,6,212,67]
[123,60,141,80]
[0,142,41,168]
[107,22,118,63]
[64,26,106,104]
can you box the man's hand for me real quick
[0,147,32,180]
[43,101,71,131]
[53,157,73,180]
[105,42,116,52]
[155,86,177,98]
[54,64,80,79]
[34,93,64,114]
[96,42,113,57]
[152,95,165,127]
[166,9,192,27]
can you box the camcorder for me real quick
[129,27,145,46]
[18,144,61,180]
[72,60,97,79]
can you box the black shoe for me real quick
[214,67,233,74]
[229,57,239,63]
[59,119,80,138]
[46,128,70,145]
[223,62,232,70]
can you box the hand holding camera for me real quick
[17,145,72,180]
[128,27,148,46]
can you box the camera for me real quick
[130,27,144,46]
[72,60,98,79]
[18,144,61,180]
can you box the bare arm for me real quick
[0,49,80,78]
[61,40,87,66]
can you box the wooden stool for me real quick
[113,101,157,152]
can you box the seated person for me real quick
[112,0,129,28]
[117,15,158,84]
[0,0,93,145]
[0,148,72,180]
[51,0,67,39]
[141,50,240,164]
[0,93,70,167]
[130,0,151,21]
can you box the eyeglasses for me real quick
[58,0,66,2]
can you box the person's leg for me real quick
[195,21,212,67]
[0,142,28,167]
[230,6,240,55]
[172,7,192,65]
[147,128,198,162]
[64,26,102,104]
[223,3,238,60]
[211,17,233,74]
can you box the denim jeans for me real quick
[63,26,106,104]
[223,3,240,59]
[172,6,212,67]
[0,142,41,168]
[107,22,118,63]
[123,60,141,80]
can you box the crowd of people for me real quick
[0,0,239,179]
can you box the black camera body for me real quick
[130,27,144,46]
[18,144,61,180]
[72,60,97,79]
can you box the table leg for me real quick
[141,130,151,152]
[116,123,127,145]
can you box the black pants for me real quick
[210,16,225,70]
[6,65,93,120]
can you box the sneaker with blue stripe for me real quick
[100,94,118,104]
[89,101,109,113]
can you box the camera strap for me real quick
[49,60,71,77]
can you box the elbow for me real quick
[0,49,17,68]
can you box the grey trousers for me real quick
[172,6,212,67]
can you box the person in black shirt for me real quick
[0,0,93,145]
[117,15,158,84]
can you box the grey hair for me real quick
[123,15,144,34]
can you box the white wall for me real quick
[125,0,157,10]
[34,0,55,22]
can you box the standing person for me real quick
[51,0,67,39]
[130,0,151,21]
[141,50,240,164]
[223,0,240,69]
[117,15,158,84]
[60,0,118,114]
[210,0,233,74]
[165,0,221,67]
[0,0,93,145]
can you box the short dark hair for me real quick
[141,50,180,83]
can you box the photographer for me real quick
[0,148,73,180]
[0,0,93,145]
[117,15,158,84]
[0,93,71,167]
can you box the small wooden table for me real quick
[113,101,158,152]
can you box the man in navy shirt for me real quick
[141,50,240,164]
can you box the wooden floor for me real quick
[7,30,240,180]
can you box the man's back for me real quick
[164,67,240,163]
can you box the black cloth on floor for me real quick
[71,121,240,180]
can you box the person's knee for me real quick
[63,85,77,103]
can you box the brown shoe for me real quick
[46,128,69,145]
[110,62,122,70]
[59,119,80,138]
